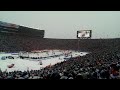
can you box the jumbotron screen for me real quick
[77,30,92,38]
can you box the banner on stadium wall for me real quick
[0,21,19,29]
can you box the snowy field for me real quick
[0,50,88,72]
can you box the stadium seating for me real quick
[0,33,120,79]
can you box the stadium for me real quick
[0,19,120,79]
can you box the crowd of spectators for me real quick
[1,33,120,52]
[0,48,120,79]
[0,33,120,79]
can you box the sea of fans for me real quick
[0,48,120,79]
[0,34,120,79]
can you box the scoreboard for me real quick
[77,30,92,39]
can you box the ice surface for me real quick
[0,50,88,72]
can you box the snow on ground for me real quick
[0,50,89,72]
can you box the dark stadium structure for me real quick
[0,21,44,38]
[0,24,120,52]
[0,21,45,52]
[1,21,120,79]
[0,21,120,53]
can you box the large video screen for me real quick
[77,30,92,38]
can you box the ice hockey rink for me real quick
[0,50,88,72]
